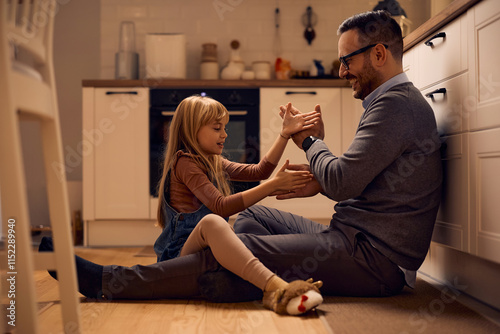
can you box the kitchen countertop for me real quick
[83,0,480,88]
[82,78,350,88]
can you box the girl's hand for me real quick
[275,178,323,199]
[271,164,322,199]
[270,160,314,193]
[280,102,321,139]
[279,103,301,118]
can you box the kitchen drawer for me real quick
[469,128,500,264]
[421,72,468,135]
[417,14,467,89]
[432,133,469,252]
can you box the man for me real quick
[41,10,442,303]
[230,9,442,297]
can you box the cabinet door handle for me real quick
[425,88,447,98]
[285,91,317,95]
[105,91,138,95]
[424,32,446,47]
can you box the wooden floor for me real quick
[34,247,331,334]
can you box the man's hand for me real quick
[279,103,325,150]
[270,164,323,199]
[281,103,321,138]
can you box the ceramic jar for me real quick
[252,61,271,80]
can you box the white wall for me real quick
[98,0,429,79]
[55,0,101,182]
[14,0,100,226]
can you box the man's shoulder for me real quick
[375,82,424,106]
[385,82,416,95]
[364,82,431,124]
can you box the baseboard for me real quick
[418,271,500,326]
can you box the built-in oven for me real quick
[149,88,260,198]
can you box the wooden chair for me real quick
[0,1,81,333]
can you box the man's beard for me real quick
[350,56,379,100]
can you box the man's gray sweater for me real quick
[307,82,442,271]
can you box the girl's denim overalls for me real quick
[153,171,227,262]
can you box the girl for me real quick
[152,95,324,314]
[154,95,319,262]
[40,95,324,315]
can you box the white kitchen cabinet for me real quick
[83,87,157,246]
[404,0,500,264]
[469,128,500,263]
[403,46,418,88]
[259,87,358,220]
[404,13,470,253]
[468,0,500,131]
[83,87,151,231]
[433,133,469,252]
[340,88,364,153]
[467,0,500,263]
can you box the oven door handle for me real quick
[227,111,248,116]
[160,110,248,117]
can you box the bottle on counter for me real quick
[310,59,324,77]
[275,57,291,80]
[115,21,139,79]
[200,43,219,80]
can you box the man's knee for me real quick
[233,207,257,231]
[233,218,254,234]
[236,205,261,219]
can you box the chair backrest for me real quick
[2,0,57,118]
[5,0,53,68]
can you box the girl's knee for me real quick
[199,214,233,233]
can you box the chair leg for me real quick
[0,118,40,334]
[16,207,40,334]
[41,120,81,331]
[1,117,81,333]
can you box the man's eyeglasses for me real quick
[339,44,389,70]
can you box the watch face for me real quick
[302,136,314,151]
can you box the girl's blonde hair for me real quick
[156,95,231,228]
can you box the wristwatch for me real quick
[302,136,320,152]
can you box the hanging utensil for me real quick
[302,6,317,45]
[273,5,282,56]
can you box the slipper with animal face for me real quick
[263,278,323,315]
